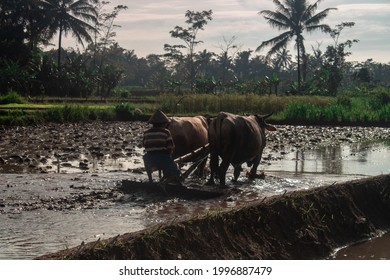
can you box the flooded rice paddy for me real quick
[0,122,389,259]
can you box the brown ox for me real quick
[207,112,276,186]
[168,116,209,177]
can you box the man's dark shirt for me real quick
[143,127,174,153]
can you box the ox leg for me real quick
[146,169,153,183]
[248,156,261,179]
[206,152,218,185]
[233,165,243,182]
[219,160,230,187]
[143,154,154,183]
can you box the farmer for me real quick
[142,109,182,185]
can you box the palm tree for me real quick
[273,48,292,71]
[41,0,98,69]
[257,0,336,90]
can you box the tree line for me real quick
[0,0,389,100]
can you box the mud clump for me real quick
[37,174,390,260]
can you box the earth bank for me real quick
[37,174,390,260]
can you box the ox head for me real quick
[255,112,277,131]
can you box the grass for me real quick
[0,91,25,104]
[157,93,331,116]
[280,96,390,124]
[0,90,390,126]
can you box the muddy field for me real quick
[1,121,389,176]
[1,121,390,259]
[1,121,389,213]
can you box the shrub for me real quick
[62,104,89,122]
[376,104,390,122]
[367,90,390,110]
[45,105,90,122]
[282,102,316,122]
[0,110,44,126]
[0,91,25,104]
[45,107,64,122]
[114,103,135,120]
[336,96,352,108]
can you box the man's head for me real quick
[148,110,170,127]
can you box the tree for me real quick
[217,36,240,87]
[234,50,252,81]
[90,1,127,66]
[319,22,358,95]
[41,0,98,69]
[145,54,171,91]
[272,48,292,72]
[165,10,213,90]
[353,67,372,85]
[0,0,36,63]
[257,0,336,90]
[87,2,127,96]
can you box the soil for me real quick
[37,174,390,260]
[1,121,390,259]
[1,121,389,176]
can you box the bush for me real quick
[45,107,64,122]
[0,110,44,126]
[114,88,131,99]
[376,104,390,122]
[336,96,352,108]
[62,104,89,122]
[281,101,349,123]
[282,102,316,122]
[367,91,390,110]
[7,109,26,117]
[0,91,25,104]
[114,103,135,120]
[45,105,91,122]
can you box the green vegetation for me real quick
[279,87,390,124]
[157,93,330,116]
[257,0,336,90]
[0,91,25,104]
[1,88,389,126]
[1,1,390,126]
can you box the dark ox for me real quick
[168,116,209,177]
[207,112,276,186]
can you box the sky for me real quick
[55,0,390,63]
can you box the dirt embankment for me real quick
[37,174,390,260]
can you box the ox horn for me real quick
[262,112,273,120]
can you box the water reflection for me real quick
[264,141,390,176]
[33,147,145,174]
[1,141,390,259]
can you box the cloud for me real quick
[51,0,390,63]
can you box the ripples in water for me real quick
[1,140,390,259]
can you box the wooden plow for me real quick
[119,143,224,199]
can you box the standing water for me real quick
[1,124,390,259]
